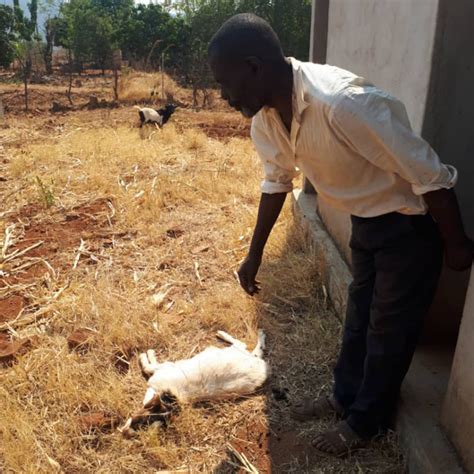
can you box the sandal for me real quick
[312,421,366,457]
[291,395,343,421]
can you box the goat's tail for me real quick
[251,330,266,358]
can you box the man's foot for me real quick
[291,395,343,421]
[312,420,366,457]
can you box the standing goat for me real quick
[119,330,269,436]
[135,103,177,128]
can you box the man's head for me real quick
[208,13,285,118]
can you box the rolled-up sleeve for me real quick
[330,89,457,195]
[251,116,299,194]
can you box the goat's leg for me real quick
[251,330,266,358]
[139,350,159,377]
[216,330,247,350]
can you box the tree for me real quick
[60,0,116,72]
[39,0,63,74]
[11,0,39,111]
[0,5,16,68]
[118,4,182,68]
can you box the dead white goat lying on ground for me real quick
[120,330,269,436]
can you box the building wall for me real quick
[441,268,474,471]
[326,0,437,134]
[313,0,473,343]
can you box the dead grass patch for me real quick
[0,96,403,472]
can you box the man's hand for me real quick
[445,238,474,271]
[235,192,286,296]
[423,189,473,272]
[237,255,261,296]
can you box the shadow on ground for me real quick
[214,222,405,473]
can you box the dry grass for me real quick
[118,70,219,108]
[0,91,404,472]
[118,70,183,104]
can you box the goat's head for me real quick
[119,389,179,437]
[164,103,177,114]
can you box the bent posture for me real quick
[208,14,473,456]
[120,330,268,436]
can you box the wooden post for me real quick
[304,0,330,194]
[161,52,165,101]
[112,49,121,102]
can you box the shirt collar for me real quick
[289,57,310,122]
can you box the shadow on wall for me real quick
[421,0,474,345]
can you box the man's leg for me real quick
[313,213,443,455]
[345,214,443,437]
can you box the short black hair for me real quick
[208,13,284,62]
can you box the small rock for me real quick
[158,259,175,270]
[86,96,99,110]
[0,333,34,366]
[166,227,184,239]
[0,334,23,365]
[67,328,96,352]
[271,387,289,402]
[51,101,71,113]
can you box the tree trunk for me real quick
[24,56,31,112]
[66,50,73,105]
[161,53,165,101]
[192,85,198,110]
[24,73,28,112]
[44,22,54,75]
[113,65,119,101]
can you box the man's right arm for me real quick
[237,192,287,295]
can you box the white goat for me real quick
[120,330,269,436]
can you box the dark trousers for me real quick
[333,212,443,438]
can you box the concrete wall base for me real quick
[292,189,464,473]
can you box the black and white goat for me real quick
[135,103,177,128]
[119,330,269,436]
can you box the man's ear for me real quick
[244,56,263,76]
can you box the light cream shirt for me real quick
[251,58,457,217]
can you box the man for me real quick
[208,13,473,456]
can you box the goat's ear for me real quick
[244,56,263,77]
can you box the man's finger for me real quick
[239,274,252,293]
[248,282,261,295]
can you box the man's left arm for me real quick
[423,188,473,271]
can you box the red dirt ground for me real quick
[1,198,113,323]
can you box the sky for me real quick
[0,0,176,34]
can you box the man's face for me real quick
[209,55,266,118]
